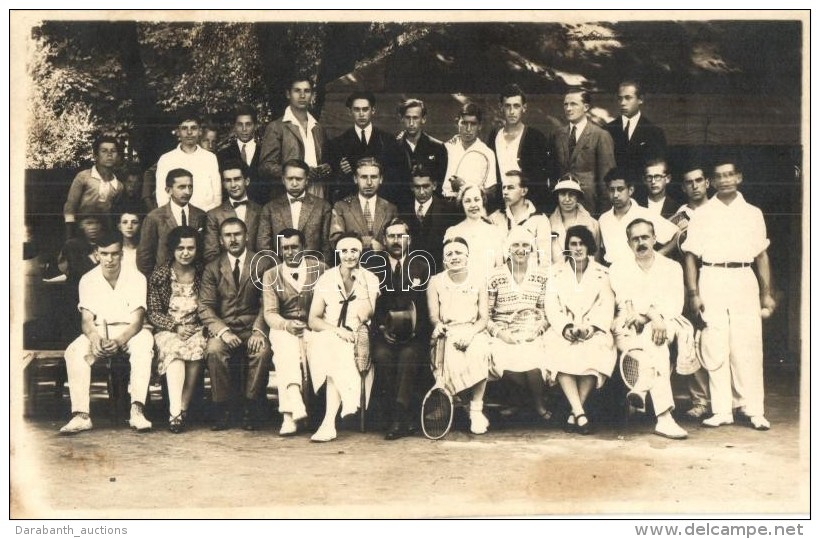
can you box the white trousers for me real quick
[64,328,154,414]
[699,267,765,416]
[270,329,310,414]
[615,327,675,416]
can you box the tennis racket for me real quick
[450,150,490,193]
[354,323,371,432]
[507,308,546,343]
[421,337,453,440]
[299,335,310,404]
[619,349,660,394]
[694,322,724,371]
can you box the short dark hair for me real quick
[564,225,597,256]
[220,216,247,235]
[282,158,310,177]
[92,135,121,155]
[277,227,306,248]
[346,91,376,108]
[644,158,669,175]
[456,103,483,123]
[502,170,529,189]
[619,79,643,98]
[165,226,201,263]
[165,168,193,189]
[77,213,103,225]
[233,103,258,124]
[355,156,383,176]
[176,109,202,127]
[443,236,469,253]
[565,87,591,106]
[604,167,631,186]
[385,217,411,235]
[410,162,433,179]
[288,73,314,91]
[219,159,247,177]
[95,231,123,250]
[713,157,740,173]
[499,83,527,105]
[626,218,655,239]
[398,98,427,117]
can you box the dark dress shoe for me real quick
[242,408,257,431]
[211,410,231,431]
[576,414,592,435]
[384,421,407,440]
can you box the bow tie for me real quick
[232,200,248,208]
[289,196,305,204]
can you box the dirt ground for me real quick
[10,365,808,518]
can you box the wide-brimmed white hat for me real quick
[553,178,584,196]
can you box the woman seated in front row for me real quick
[426,237,491,434]
[147,226,207,434]
[544,225,616,435]
[307,233,380,442]
[486,226,551,424]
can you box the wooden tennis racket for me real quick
[449,150,490,194]
[421,337,453,440]
[619,348,660,394]
[694,323,723,371]
[507,308,546,343]
[354,323,371,433]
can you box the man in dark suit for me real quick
[362,218,434,439]
[325,91,408,204]
[330,157,398,256]
[137,168,206,275]
[257,158,332,264]
[395,98,447,209]
[199,217,274,431]
[258,76,331,202]
[553,88,616,214]
[641,158,683,219]
[487,84,554,213]
[606,80,668,200]
[398,164,459,273]
[217,104,263,203]
[203,160,262,262]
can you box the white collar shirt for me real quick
[284,106,319,167]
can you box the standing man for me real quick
[326,91,407,204]
[138,168,206,275]
[217,104,263,202]
[399,163,459,273]
[257,159,332,264]
[262,228,327,436]
[362,218,434,440]
[203,160,262,262]
[259,77,331,201]
[682,159,775,431]
[487,84,553,213]
[606,80,667,198]
[641,158,682,218]
[488,171,559,267]
[329,157,398,254]
[155,112,222,211]
[598,168,678,266]
[199,218,274,431]
[59,232,154,435]
[609,219,688,440]
[441,103,498,205]
[395,98,447,208]
[553,88,616,214]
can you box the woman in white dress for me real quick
[444,184,505,284]
[307,233,380,442]
[486,227,551,422]
[426,237,491,434]
[545,225,616,435]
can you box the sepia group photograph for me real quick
[8,9,810,520]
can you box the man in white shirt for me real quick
[610,218,688,440]
[682,160,776,431]
[155,112,222,211]
[598,167,679,266]
[59,232,154,435]
[642,158,682,218]
[442,103,498,205]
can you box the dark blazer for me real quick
[217,138,264,202]
[325,125,410,204]
[606,114,667,186]
[203,199,262,263]
[637,193,684,220]
[137,203,206,275]
[397,131,448,193]
[362,250,434,339]
[197,250,273,337]
[257,193,332,263]
[329,195,397,251]
[398,195,459,274]
[553,120,616,214]
[487,125,553,213]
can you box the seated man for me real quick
[609,218,688,440]
[60,232,154,435]
[362,218,434,440]
[262,228,328,436]
[198,217,274,430]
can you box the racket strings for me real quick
[422,389,452,439]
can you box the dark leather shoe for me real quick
[384,421,407,441]
[211,410,231,431]
[242,408,257,431]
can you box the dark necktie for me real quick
[232,200,248,209]
[240,143,248,165]
[416,203,425,222]
[292,272,299,281]
[363,199,374,233]
[360,129,367,148]
[337,289,357,328]
[290,196,305,204]
[568,125,577,155]
[624,119,631,140]
[181,208,187,227]
[233,258,240,288]
[391,261,401,291]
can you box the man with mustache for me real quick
[609,218,688,440]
